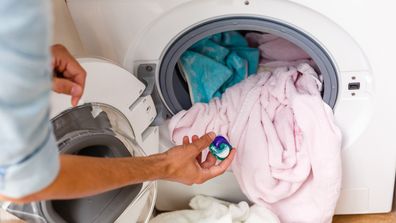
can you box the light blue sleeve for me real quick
[0,0,60,198]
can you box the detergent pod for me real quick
[209,135,232,160]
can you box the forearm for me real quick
[2,154,168,203]
[0,133,233,203]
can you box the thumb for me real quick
[200,148,236,182]
[192,132,216,153]
[52,77,82,97]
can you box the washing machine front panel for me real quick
[67,0,370,71]
[68,0,373,147]
[123,4,372,148]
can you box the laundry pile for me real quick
[245,32,315,72]
[169,32,342,222]
[149,195,280,223]
[178,31,259,104]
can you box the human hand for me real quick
[162,132,236,185]
[51,44,86,107]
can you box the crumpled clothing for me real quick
[245,33,310,61]
[245,32,319,78]
[169,63,342,223]
[149,195,280,223]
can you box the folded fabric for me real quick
[245,33,310,61]
[169,64,342,223]
[149,195,280,223]
[178,31,259,104]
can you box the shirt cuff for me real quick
[0,130,60,198]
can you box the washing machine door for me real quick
[47,58,158,223]
[51,57,146,125]
[3,103,157,223]
[43,103,156,223]
[0,58,159,223]
[51,57,159,154]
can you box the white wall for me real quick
[52,0,85,56]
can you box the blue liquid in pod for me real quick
[209,135,232,160]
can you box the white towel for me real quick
[149,195,279,223]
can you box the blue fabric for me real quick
[231,47,260,75]
[179,51,232,104]
[220,52,248,94]
[218,31,249,47]
[179,31,259,104]
[0,0,60,198]
[190,39,229,63]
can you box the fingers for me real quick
[199,148,236,183]
[182,135,203,162]
[183,136,190,145]
[182,134,214,162]
[71,96,81,107]
[60,62,86,106]
[192,132,215,153]
[52,77,83,107]
[52,77,82,96]
[200,152,217,169]
[191,135,202,162]
[53,59,67,73]
[52,44,87,107]
[192,135,199,142]
[51,44,68,73]
[65,70,85,107]
[63,65,86,92]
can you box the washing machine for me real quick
[56,0,396,216]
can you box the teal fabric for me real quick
[220,52,247,94]
[231,47,260,75]
[190,39,229,63]
[219,31,249,47]
[179,51,232,104]
[179,31,259,104]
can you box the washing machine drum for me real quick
[39,103,143,223]
[1,103,148,223]
[153,18,340,116]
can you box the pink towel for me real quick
[245,33,310,61]
[168,63,342,223]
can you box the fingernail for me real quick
[71,85,82,96]
[208,132,216,139]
